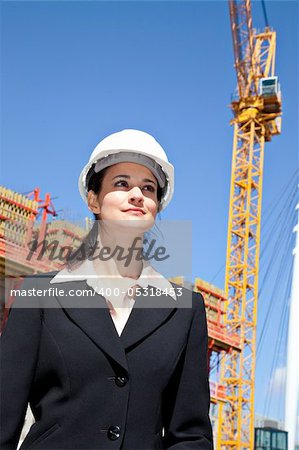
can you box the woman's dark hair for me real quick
[66,165,163,270]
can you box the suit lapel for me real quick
[53,281,128,372]
[120,286,177,350]
[53,281,177,373]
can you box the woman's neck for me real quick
[92,226,144,279]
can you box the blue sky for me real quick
[1,0,298,429]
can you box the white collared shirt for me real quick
[50,258,176,336]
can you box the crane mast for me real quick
[217,1,282,449]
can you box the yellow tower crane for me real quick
[217,1,282,449]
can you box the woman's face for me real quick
[88,162,159,233]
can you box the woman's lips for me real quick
[123,209,145,215]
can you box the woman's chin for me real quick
[101,217,155,234]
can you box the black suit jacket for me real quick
[1,272,213,450]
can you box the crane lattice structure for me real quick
[217,1,282,449]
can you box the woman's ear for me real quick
[87,190,101,214]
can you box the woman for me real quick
[1,129,214,449]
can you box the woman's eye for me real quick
[114,181,156,193]
[142,185,155,193]
[114,180,128,188]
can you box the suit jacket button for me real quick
[107,425,121,440]
[115,376,127,387]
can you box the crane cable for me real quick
[256,176,298,359]
[262,264,293,417]
[261,0,269,28]
[258,187,296,362]
[260,179,298,416]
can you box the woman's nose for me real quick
[129,186,144,202]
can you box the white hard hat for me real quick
[78,129,174,211]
